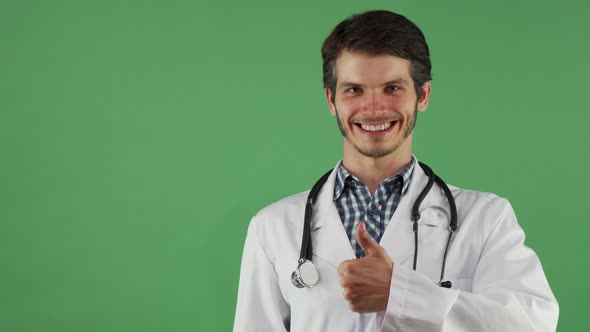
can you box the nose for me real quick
[361,91,386,114]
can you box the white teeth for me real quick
[360,122,392,132]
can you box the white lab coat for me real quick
[233,161,559,331]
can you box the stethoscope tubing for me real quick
[294,162,457,289]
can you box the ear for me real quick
[324,88,337,116]
[416,81,432,112]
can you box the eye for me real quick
[386,85,401,92]
[345,87,362,94]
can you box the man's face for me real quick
[325,51,431,159]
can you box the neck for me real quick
[341,141,413,195]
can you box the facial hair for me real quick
[335,105,418,158]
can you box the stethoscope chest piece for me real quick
[291,258,319,288]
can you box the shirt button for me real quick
[368,209,375,216]
[350,179,358,186]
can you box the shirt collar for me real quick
[333,156,416,201]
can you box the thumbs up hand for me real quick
[337,222,394,313]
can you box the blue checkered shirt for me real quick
[333,158,415,258]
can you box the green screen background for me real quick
[1,0,588,331]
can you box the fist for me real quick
[337,222,394,313]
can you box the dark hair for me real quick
[321,10,432,102]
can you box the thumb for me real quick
[356,221,380,256]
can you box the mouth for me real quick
[353,121,398,134]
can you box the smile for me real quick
[360,122,392,132]
[354,121,397,133]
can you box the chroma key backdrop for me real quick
[1,0,588,331]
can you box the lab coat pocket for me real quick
[288,254,357,331]
[415,206,452,282]
[419,205,450,228]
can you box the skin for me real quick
[326,50,432,313]
[337,222,393,312]
[325,50,431,195]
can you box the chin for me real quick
[355,144,399,158]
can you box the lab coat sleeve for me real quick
[378,198,559,332]
[233,216,290,332]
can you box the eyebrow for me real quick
[338,79,410,89]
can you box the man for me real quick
[233,10,558,331]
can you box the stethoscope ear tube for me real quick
[434,173,458,232]
[412,162,435,222]
[299,170,332,262]
[293,170,332,288]
[301,202,314,262]
[433,171,458,287]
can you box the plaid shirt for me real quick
[333,158,415,258]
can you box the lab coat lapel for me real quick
[310,163,356,268]
[308,160,449,270]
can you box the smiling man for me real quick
[233,10,558,331]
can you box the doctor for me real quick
[233,10,558,332]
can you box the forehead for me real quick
[334,50,412,84]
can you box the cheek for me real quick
[338,96,363,108]
[385,97,412,110]
[336,98,364,118]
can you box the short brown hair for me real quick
[321,10,432,102]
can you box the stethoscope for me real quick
[291,162,458,289]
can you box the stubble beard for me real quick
[335,106,418,159]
